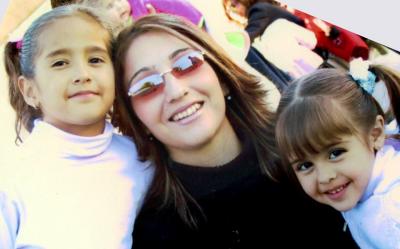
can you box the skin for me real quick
[224,0,248,26]
[291,116,385,211]
[123,31,241,167]
[18,14,115,136]
[102,0,131,25]
[229,0,247,17]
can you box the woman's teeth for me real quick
[172,103,202,121]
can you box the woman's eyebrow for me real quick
[168,47,190,60]
[128,66,152,85]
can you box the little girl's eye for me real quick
[52,60,67,67]
[89,57,105,64]
[328,149,346,160]
[296,161,313,172]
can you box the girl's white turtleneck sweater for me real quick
[0,120,154,249]
[342,144,400,249]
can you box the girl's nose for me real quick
[73,64,91,85]
[317,166,337,184]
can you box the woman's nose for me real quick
[163,73,188,103]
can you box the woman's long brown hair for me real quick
[112,14,280,227]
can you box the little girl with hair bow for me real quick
[275,58,400,248]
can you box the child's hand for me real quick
[253,18,323,79]
[145,3,157,14]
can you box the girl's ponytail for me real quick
[371,64,400,128]
[4,41,34,144]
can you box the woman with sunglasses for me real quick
[112,14,358,249]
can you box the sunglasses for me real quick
[127,50,205,97]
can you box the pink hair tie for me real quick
[15,39,23,50]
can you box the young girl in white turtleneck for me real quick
[0,5,153,249]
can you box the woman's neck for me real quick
[169,118,242,167]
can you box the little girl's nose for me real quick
[72,69,92,85]
[317,167,337,184]
[73,64,91,85]
[73,76,91,85]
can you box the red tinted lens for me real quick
[129,74,164,97]
[171,51,204,77]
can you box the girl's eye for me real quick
[89,57,105,64]
[51,60,67,67]
[295,161,313,172]
[328,149,346,160]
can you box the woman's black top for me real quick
[244,3,303,92]
[245,2,304,42]
[132,139,358,249]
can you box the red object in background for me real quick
[292,9,369,61]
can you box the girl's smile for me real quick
[323,181,351,201]
[292,134,380,211]
[22,14,115,136]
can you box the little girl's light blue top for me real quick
[343,143,400,249]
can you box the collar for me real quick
[359,143,398,202]
[24,119,114,159]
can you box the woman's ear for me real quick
[18,76,39,109]
[370,115,385,151]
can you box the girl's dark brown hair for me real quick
[5,41,42,143]
[112,13,279,227]
[275,66,400,179]
[4,5,114,144]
